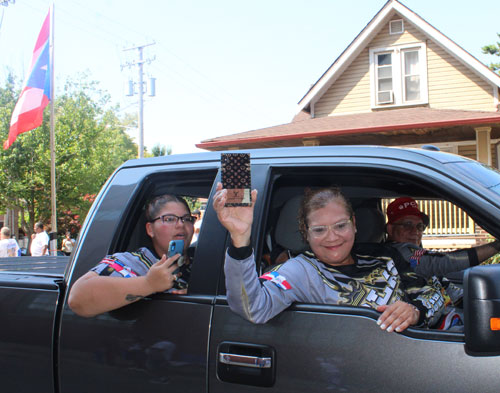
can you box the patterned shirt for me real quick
[225,246,445,326]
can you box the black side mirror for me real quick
[464,265,500,355]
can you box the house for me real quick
[197,0,500,250]
[196,0,500,169]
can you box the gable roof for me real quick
[297,0,500,115]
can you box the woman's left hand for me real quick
[376,301,420,333]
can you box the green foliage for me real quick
[184,197,205,213]
[149,143,172,157]
[0,72,137,235]
[482,253,500,265]
[482,33,500,74]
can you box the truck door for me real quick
[58,165,223,393]
[208,164,500,392]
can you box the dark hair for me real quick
[298,187,353,241]
[145,194,191,222]
[35,222,44,230]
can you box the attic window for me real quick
[389,19,404,35]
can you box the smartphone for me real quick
[221,152,252,206]
[168,240,185,267]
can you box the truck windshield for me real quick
[450,161,500,195]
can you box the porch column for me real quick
[475,126,492,166]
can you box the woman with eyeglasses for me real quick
[69,194,195,317]
[214,183,445,332]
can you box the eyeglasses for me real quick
[150,214,196,225]
[391,221,427,232]
[308,219,353,238]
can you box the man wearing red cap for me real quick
[385,197,500,330]
[386,197,500,279]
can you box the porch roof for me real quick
[196,108,500,151]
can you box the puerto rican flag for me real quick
[4,9,51,150]
[260,271,292,290]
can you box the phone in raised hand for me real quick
[221,152,252,207]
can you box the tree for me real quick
[0,72,137,240]
[150,143,172,157]
[482,33,500,74]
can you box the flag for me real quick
[260,271,292,290]
[4,9,51,150]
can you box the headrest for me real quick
[274,196,386,255]
[274,195,309,254]
[354,207,386,243]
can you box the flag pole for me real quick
[49,3,57,256]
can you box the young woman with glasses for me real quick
[69,194,195,317]
[214,183,445,332]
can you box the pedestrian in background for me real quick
[191,209,202,243]
[0,227,20,257]
[62,231,76,256]
[30,222,49,256]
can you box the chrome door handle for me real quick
[219,352,272,368]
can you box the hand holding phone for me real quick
[167,239,191,289]
[221,153,252,207]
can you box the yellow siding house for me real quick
[198,0,500,170]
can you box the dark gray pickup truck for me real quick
[2,145,500,393]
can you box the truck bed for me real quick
[0,256,70,276]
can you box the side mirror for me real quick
[464,265,500,355]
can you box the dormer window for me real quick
[369,43,428,108]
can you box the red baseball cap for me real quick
[386,197,429,225]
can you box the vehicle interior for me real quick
[259,166,441,267]
[259,165,495,269]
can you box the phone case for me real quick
[221,153,252,206]
[168,240,184,258]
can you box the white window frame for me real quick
[389,19,404,35]
[369,43,428,109]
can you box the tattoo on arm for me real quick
[125,294,144,302]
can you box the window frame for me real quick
[389,19,404,35]
[369,42,428,108]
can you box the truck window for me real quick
[105,168,218,295]
[112,169,217,251]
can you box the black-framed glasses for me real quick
[150,214,196,225]
[391,221,427,232]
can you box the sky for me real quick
[0,0,499,155]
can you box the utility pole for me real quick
[122,42,156,159]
